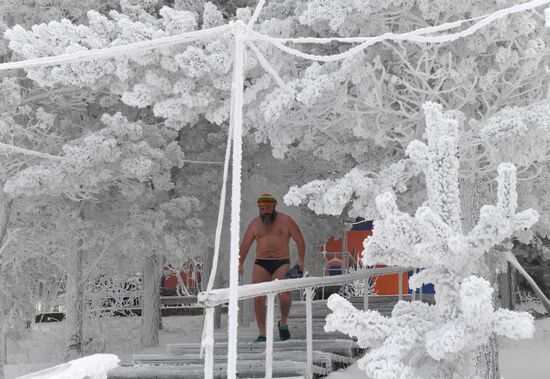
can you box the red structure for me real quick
[322,219,408,295]
[162,261,202,293]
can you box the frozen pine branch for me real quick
[325,102,539,379]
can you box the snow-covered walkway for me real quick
[7,311,550,378]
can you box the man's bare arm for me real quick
[288,218,306,272]
[239,223,255,275]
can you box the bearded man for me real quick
[239,194,305,342]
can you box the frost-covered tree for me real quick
[4,0,550,375]
[0,94,188,356]
[118,193,205,346]
[269,2,550,377]
[325,102,538,379]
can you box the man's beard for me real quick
[261,211,277,225]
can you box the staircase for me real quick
[107,294,434,379]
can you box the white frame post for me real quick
[398,272,403,300]
[202,307,215,379]
[227,20,246,379]
[305,287,314,379]
[363,277,370,310]
[265,294,275,379]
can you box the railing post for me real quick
[398,271,403,301]
[265,294,275,379]
[363,277,369,310]
[305,287,313,379]
[411,269,416,301]
[202,306,215,379]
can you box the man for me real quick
[239,194,305,342]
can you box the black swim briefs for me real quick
[254,258,291,275]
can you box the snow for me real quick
[15,354,119,379]
[8,314,550,379]
[6,315,206,379]
[327,317,550,379]
[326,317,550,379]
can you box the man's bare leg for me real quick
[252,264,272,336]
[273,264,291,326]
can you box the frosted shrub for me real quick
[338,265,375,298]
[324,103,537,379]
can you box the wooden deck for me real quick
[108,294,434,378]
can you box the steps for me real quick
[107,294,434,378]
[167,339,358,358]
[108,360,327,378]
[133,351,354,369]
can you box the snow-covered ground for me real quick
[6,314,206,378]
[7,311,550,379]
[326,316,550,379]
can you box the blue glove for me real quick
[284,264,303,279]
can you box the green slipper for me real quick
[278,321,291,341]
[255,335,267,342]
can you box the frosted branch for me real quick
[0,142,66,161]
[496,163,518,217]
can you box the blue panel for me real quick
[407,270,436,294]
[350,218,373,231]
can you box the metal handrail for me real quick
[198,265,414,379]
[197,265,414,306]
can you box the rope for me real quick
[0,24,232,71]
[247,0,266,28]
[181,159,223,165]
[0,142,66,161]
[0,0,545,71]
[245,40,292,92]
[205,116,233,292]
[249,0,550,62]
[256,14,489,45]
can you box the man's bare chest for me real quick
[255,224,289,240]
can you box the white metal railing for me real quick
[197,265,416,379]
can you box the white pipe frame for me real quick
[198,265,414,379]
[265,293,275,379]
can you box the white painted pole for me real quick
[305,287,314,379]
[411,269,416,301]
[227,20,246,379]
[202,307,215,379]
[363,277,369,310]
[265,294,275,379]
[398,272,403,300]
[418,269,424,301]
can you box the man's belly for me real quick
[256,239,290,259]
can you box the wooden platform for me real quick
[108,360,327,378]
[108,294,434,378]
